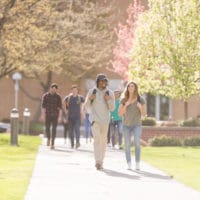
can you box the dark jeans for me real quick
[110,120,123,147]
[68,118,81,148]
[63,122,68,140]
[45,115,58,145]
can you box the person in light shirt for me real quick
[118,81,146,170]
[84,74,115,170]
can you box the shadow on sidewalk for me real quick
[76,148,94,154]
[52,148,75,153]
[134,170,173,180]
[53,147,94,154]
[102,169,140,180]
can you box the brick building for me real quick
[0,69,200,122]
[0,0,199,122]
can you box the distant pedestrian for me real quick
[41,83,62,149]
[84,112,93,143]
[85,74,115,170]
[118,81,146,170]
[110,90,123,149]
[62,107,68,144]
[63,85,84,149]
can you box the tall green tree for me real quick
[1,0,117,121]
[0,0,17,78]
[129,0,200,119]
[2,0,115,81]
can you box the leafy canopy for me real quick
[1,0,115,80]
[129,0,200,100]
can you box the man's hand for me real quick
[63,118,67,124]
[58,117,62,124]
[104,93,110,101]
[137,102,142,109]
[125,101,131,107]
[40,109,45,122]
[89,94,96,102]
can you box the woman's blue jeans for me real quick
[123,125,142,163]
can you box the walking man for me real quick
[85,74,115,170]
[63,85,84,148]
[41,83,62,149]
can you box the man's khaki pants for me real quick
[91,122,109,166]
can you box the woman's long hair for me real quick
[121,81,139,105]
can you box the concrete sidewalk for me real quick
[25,137,200,200]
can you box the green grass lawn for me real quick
[1,134,199,199]
[141,146,200,191]
[0,134,41,200]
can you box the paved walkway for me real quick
[25,137,200,200]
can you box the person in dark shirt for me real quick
[63,85,84,149]
[41,83,62,149]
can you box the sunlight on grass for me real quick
[0,134,41,200]
[141,146,200,191]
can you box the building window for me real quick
[146,94,170,120]
[146,94,155,117]
[160,95,170,120]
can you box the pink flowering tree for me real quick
[111,0,144,80]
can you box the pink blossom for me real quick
[111,0,144,80]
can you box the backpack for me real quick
[65,94,81,109]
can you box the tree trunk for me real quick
[184,101,188,120]
[32,102,42,122]
[19,71,53,122]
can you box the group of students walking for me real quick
[41,83,84,150]
[41,73,146,171]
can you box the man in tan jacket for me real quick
[84,74,115,170]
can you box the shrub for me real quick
[183,137,200,146]
[0,127,7,133]
[150,135,182,146]
[161,121,179,127]
[181,118,200,127]
[29,121,44,135]
[142,117,156,126]
[1,118,10,123]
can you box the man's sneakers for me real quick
[46,139,55,149]
[95,163,103,170]
[119,146,123,150]
[75,143,80,149]
[47,139,50,146]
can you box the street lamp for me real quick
[12,72,22,109]
[22,108,31,135]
